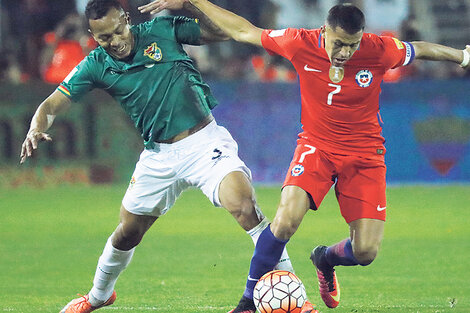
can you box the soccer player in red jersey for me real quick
[144,1,470,312]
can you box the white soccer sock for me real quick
[247,217,270,244]
[275,248,294,273]
[88,235,135,306]
[246,217,295,273]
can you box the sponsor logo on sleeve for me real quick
[392,37,404,49]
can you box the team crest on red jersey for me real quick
[355,70,373,87]
[144,42,162,61]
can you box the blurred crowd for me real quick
[0,0,468,85]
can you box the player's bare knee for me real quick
[352,244,379,265]
[271,217,297,240]
[113,223,146,250]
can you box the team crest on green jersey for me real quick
[144,42,162,61]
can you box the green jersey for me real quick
[58,16,218,147]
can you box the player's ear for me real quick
[125,11,131,25]
[88,28,97,41]
[321,25,326,37]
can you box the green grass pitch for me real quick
[1,184,469,312]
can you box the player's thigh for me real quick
[335,157,387,223]
[349,218,384,246]
[189,124,252,208]
[122,149,189,217]
[271,186,311,240]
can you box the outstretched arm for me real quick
[20,90,71,164]
[139,0,264,46]
[412,41,470,68]
[182,1,228,43]
[189,0,264,46]
[139,0,228,43]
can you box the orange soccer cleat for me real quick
[301,299,320,313]
[311,246,341,308]
[59,291,116,313]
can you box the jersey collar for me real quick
[318,33,325,48]
[318,31,361,51]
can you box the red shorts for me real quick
[283,141,387,223]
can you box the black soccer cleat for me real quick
[227,296,256,313]
[311,245,341,308]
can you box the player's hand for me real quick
[138,0,188,14]
[462,45,470,69]
[20,130,52,164]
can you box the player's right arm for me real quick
[20,90,71,164]
[188,0,264,46]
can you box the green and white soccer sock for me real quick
[247,217,294,273]
[88,235,135,307]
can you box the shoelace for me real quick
[318,268,336,292]
[76,294,88,302]
[322,269,336,291]
[73,294,92,309]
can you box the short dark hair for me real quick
[85,0,123,21]
[326,4,365,34]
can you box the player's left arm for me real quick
[138,0,228,43]
[411,41,470,68]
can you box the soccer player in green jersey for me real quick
[19,0,296,312]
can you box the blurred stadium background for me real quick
[1,0,470,186]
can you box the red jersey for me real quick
[261,28,415,159]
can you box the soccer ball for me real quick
[253,270,307,313]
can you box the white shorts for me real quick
[122,120,251,217]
